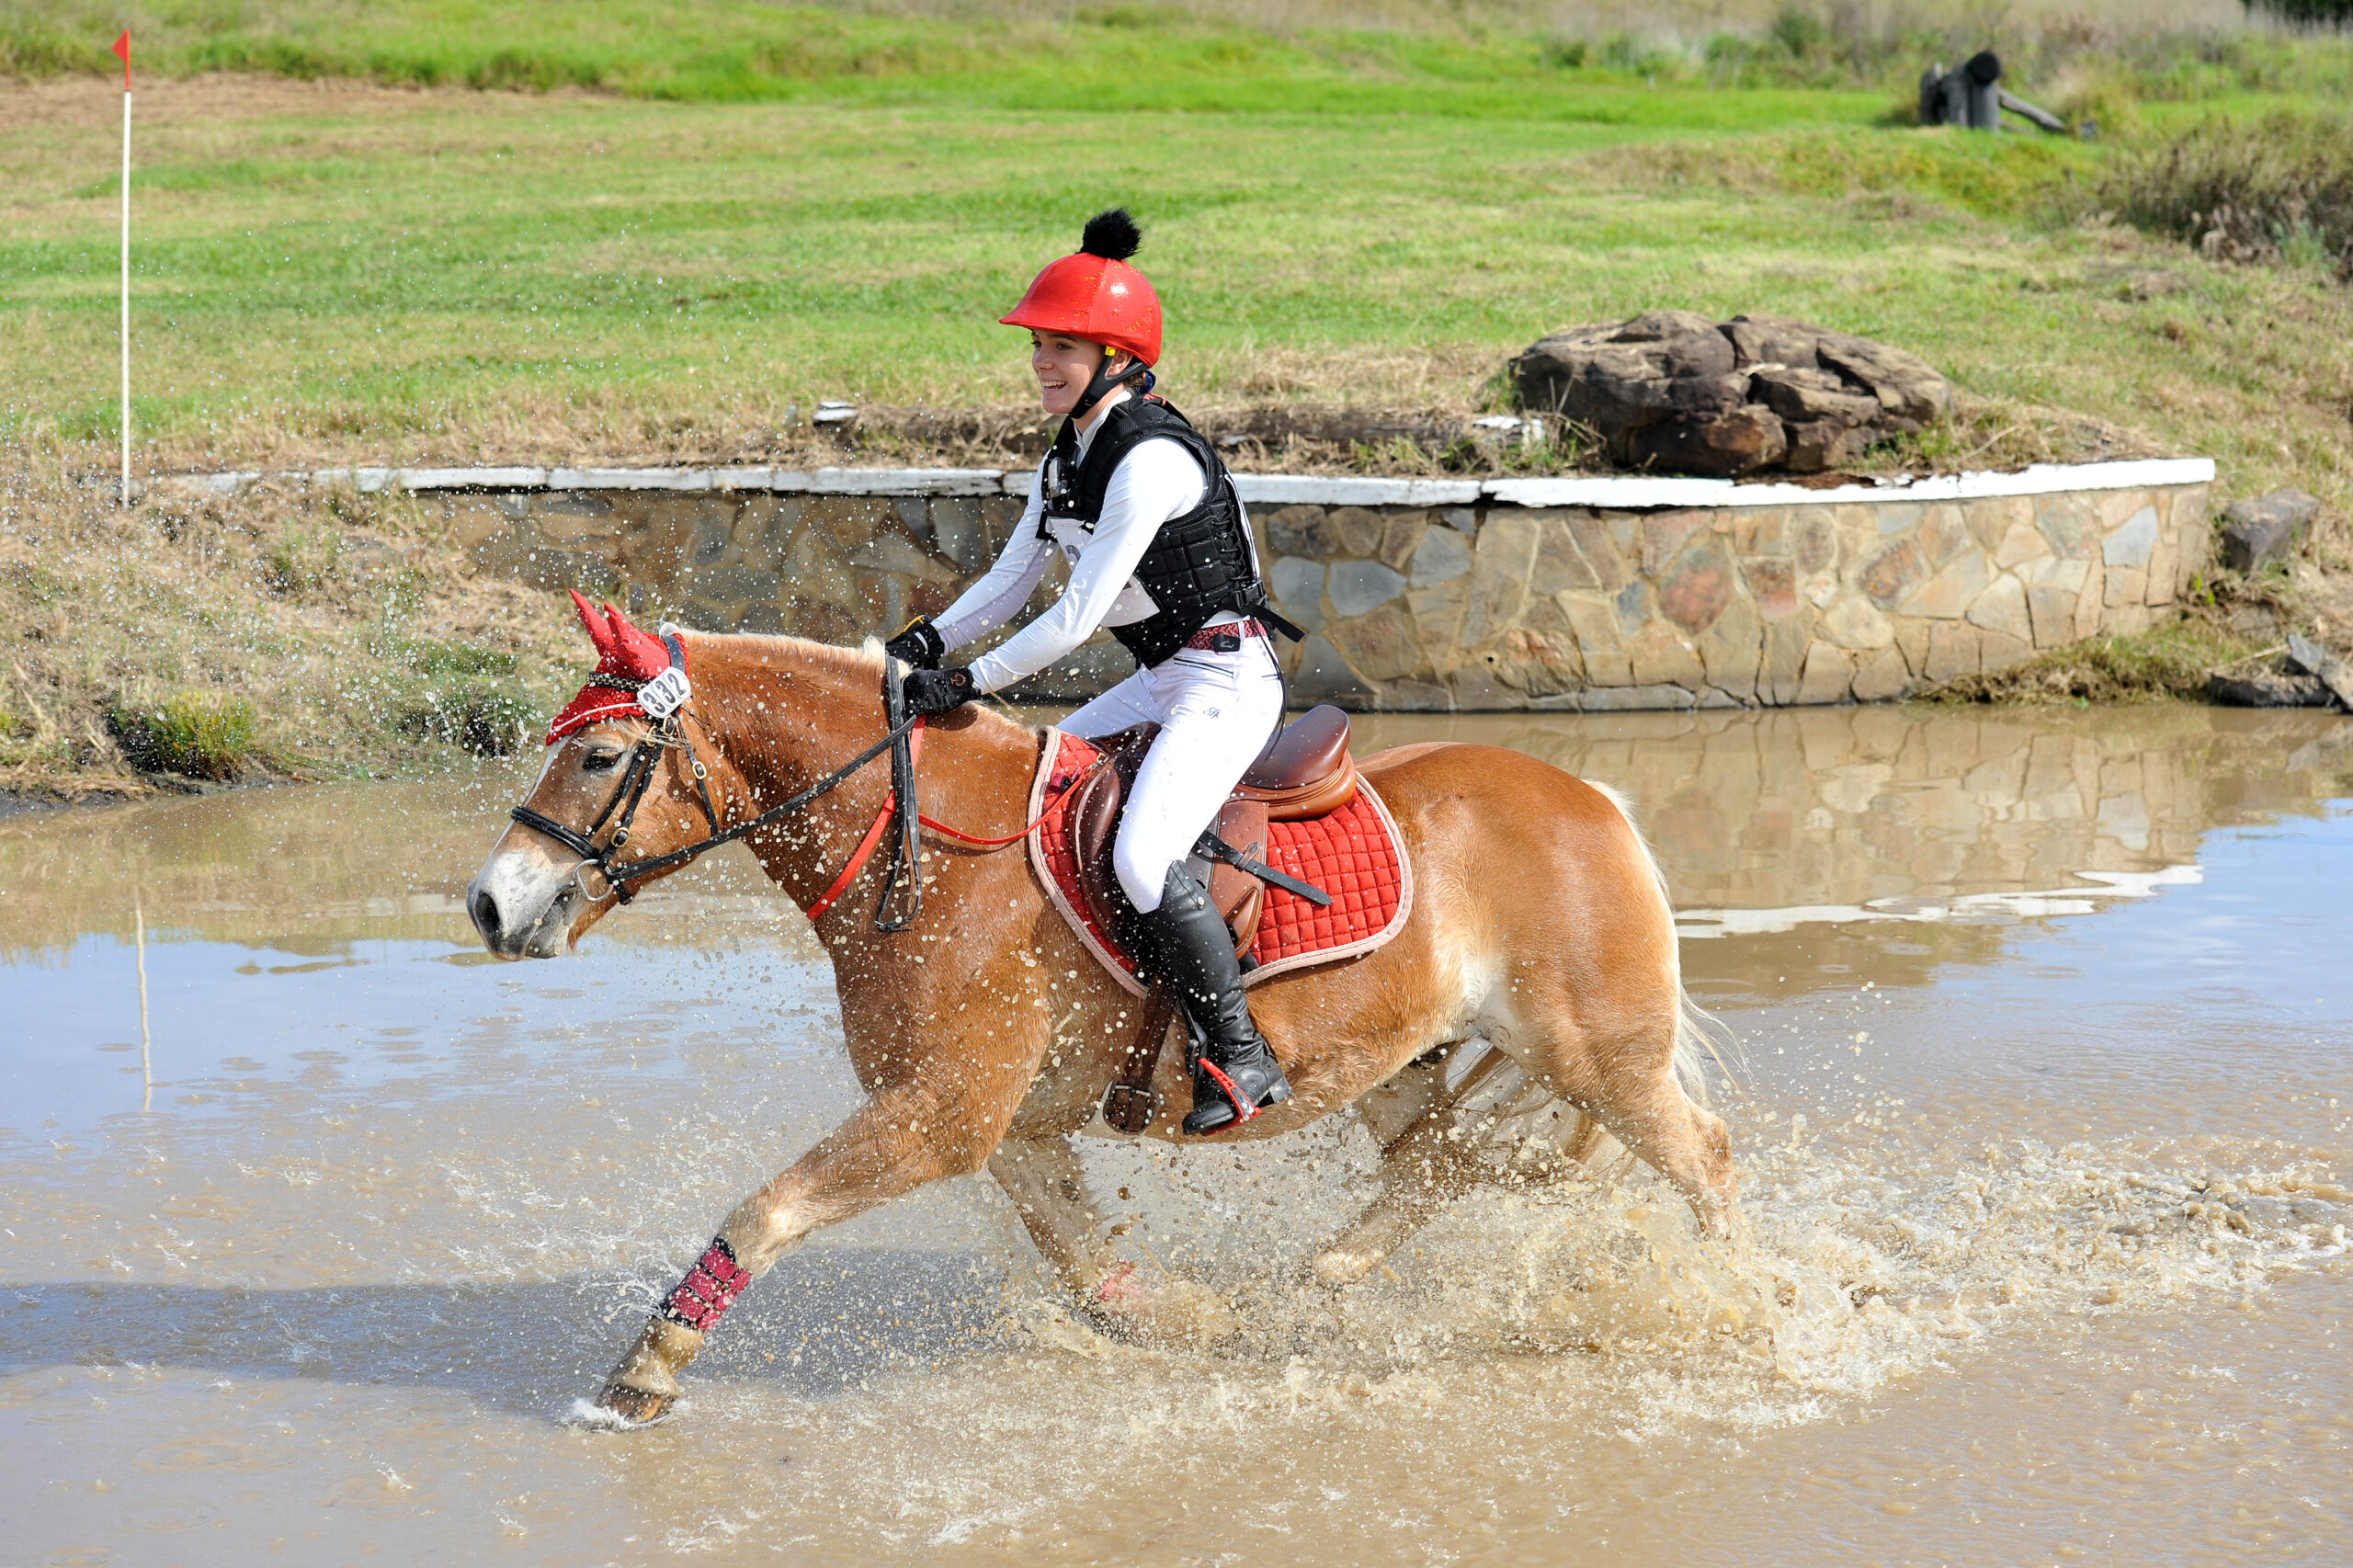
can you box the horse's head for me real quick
[467,592,725,960]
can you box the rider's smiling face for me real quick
[1030,331,1132,420]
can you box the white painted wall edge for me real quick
[1480,457,2216,510]
[158,455,2214,507]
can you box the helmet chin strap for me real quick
[1070,347,1153,425]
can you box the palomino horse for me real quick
[467,621,1734,1425]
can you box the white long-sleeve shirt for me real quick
[937,391,1251,693]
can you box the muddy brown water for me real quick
[4,704,2348,1566]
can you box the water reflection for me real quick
[3,705,2345,1124]
[0,771,790,961]
[6,706,2343,969]
[1358,703,2353,998]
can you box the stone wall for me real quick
[398,460,2212,710]
[1267,479,2209,710]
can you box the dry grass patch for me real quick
[0,442,584,801]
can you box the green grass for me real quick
[1923,616,2267,705]
[13,1,2353,107]
[106,688,260,778]
[0,1,1900,111]
[0,4,2348,525]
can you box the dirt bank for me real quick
[0,448,582,801]
[6,436,2347,801]
[1923,502,2353,706]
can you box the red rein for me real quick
[803,720,1107,920]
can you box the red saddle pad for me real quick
[1028,730,1413,995]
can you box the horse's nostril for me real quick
[469,887,503,945]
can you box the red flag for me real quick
[112,29,130,92]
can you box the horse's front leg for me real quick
[989,1133,1239,1347]
[596,1084,998,1425]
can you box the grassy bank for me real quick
[0,451,582,799]
[3,5,2348,500]
[1,3,2349,787]
[13,1,2347,106]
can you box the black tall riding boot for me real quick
[1121,864,1293,1136]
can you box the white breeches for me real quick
[1059,632,1286,913]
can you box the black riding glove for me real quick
[904,665,979,716]
[883,616,946,671]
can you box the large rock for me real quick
[2288,632,2353,710]
[2220,489,2320,572]
[1511,312,1953,478]
[2208,661,2335,708]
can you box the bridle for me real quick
[507,638,927,929]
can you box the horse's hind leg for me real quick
[1597,1073,1735,1239]
[1529,1005,1735,1239]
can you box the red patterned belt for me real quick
[1182,618,1267,651]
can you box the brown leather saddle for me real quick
[1075,705,1358,1135]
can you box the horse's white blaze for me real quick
[468,750,583,959]
[468,841,578,958]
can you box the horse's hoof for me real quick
[1076,1261,1144,1338]
[594,1382,676,1427]
[1078,1264,1234,1347]
[588,1314,700,1428]
[1308,1248,1380,1288]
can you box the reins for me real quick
[508,653,1108,929]
[805,725,1113,918]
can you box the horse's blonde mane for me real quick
[663,623,881,675]
[672,627,1040,743]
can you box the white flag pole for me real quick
[117,32,132,506]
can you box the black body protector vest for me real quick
[1038,395,1302,669]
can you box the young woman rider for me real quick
[882,209,1301,1136]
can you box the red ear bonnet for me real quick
[544,589,690,744]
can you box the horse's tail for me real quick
[1586,780,1736,1109]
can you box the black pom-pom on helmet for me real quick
[1080,208,1142,263]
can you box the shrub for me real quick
[396,679,533,756]
[2245,0,2353,25]
[108,691,261,779]
[262,526,343,597]
[1924,619,2255,705]
[2094,110,2353,276]
[401,638,520,679]
[1768,4,1830,61]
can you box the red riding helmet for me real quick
[999,209,1162,367]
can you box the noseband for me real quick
[506,644,926,927]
